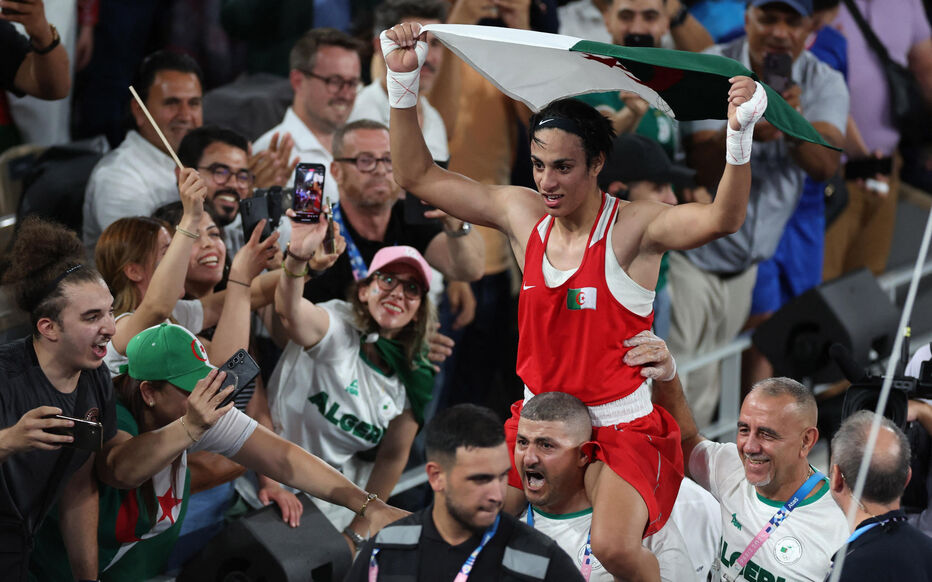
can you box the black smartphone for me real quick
[762,52,794,94]
[292,163,325,223]
[845,157,894,180]
[216,349,261,409]
[623,33,655,48]
[403,192,439,225]
[46,415,103,452]
[240,196,272,242]
[266,186,284,229]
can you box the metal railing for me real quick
[391,258,932,496]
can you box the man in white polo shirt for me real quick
[82,51,204,256]
[253,28,363,204]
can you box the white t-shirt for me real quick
[517,505,694,582]
[265,300,409,469]
[348,82,449,163]
[83,130,180,258]
[689,440,848,582]
[103,300,206,377]
[669,477,723,581]
[253,107,340,204]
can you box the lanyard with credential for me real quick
[368,513,501,582]
[721,471,825,582]
[526,504,593,582]
[331,202,368,281]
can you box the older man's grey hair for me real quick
[831,410,911,504]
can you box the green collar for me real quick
[756,469,829,508]
[531,506,594,520]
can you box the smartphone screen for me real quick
[762,53,793,94]
[216,349,261,409]
[292,163,325,223]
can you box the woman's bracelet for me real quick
[176,226,200,240]
[227,278,251,288]
[285,242,312,262]
[179,416,200,443]
[281,259,310,278]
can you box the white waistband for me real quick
[523,381,653,427]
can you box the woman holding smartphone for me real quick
[32,323,407,581]
[255,209,435,548]
[95,168,279,375]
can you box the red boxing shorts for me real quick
[505,398,684,537]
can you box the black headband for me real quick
[38,264,85,305]
[531,116,585,140]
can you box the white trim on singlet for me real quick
[524,383,652,426]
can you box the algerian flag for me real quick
[421,24,836,149]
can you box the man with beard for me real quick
[177,125,254,253]
[652,363,849,582]
[515,390,716,581]
[345,403,583,582]
[254,27,363,204]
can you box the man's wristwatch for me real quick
[31,24,61,55]
[670,5,690,28]
[445,221,472,238]
[343,526,366,548]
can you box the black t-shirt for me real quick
[835,510,932,581]
[0,337,117,534]
[303,200,442,304]
[0,21,31,95]
[346,507,584,582]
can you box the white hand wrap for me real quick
[379,27,428,110]
[659,355,677,383]
[725,81,767,166]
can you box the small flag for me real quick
[567,287,597,310]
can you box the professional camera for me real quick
[837,336,932,429]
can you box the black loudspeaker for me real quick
[753,269,899,383]
[178,495,353,582]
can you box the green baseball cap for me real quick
[125,323,215,393]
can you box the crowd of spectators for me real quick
[2,0,932,580]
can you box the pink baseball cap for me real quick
[367,245,432,292]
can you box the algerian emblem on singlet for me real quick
[567,287,597,310]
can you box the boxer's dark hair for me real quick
[529,98,615,168]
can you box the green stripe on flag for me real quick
[569,41,839,151]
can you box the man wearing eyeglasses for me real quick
[83,50,205,259]
[176,125,257,252]
[253,28,364,205]
[302,119,484,305]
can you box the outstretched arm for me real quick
[231,425,408,533]
[273,210,343,348]
[641,77,766,253]
[384,22,535,236]
[111,169,206,354]
[623,331,704,477]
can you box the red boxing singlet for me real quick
[516,193,653,405]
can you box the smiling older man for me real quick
[653,362,849,582]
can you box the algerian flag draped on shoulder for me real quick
[421,24,836,150]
